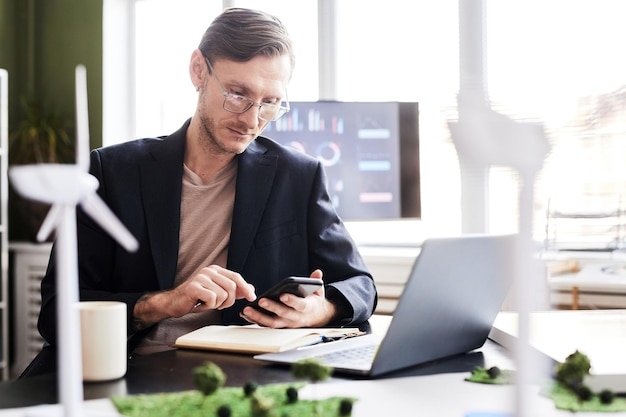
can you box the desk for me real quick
[1,313,625,416]
[491,309,626,393]
[549,264,626,309]
[0,341,519,416]
[544,251,626,309]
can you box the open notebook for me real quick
[255,234,518,377]
[174,325,362,354]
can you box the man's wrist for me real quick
[325,285,353,326]
[132,291,167,331]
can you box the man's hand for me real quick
[239,269,338,328]
[132,265,256,330]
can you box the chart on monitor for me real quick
[264,101,420,221]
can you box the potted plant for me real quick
[8,96,75,241]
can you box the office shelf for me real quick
[0,69,8,381]
[544,194,626,252]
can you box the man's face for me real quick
[197,55,291,156]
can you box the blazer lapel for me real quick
[140,128,186,290]
[228,140,278,273]
[136,128,277,290]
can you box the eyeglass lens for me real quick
[223,95,283,121]
[204,56,288,121]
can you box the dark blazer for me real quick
[38,120,377,346]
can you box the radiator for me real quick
[11,243,51,378]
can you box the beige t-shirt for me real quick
[134,159,237,353]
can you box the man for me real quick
[38,8,377,354]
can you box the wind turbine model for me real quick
[450,99,551,417]
[9,65,138,417]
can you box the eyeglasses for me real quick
[204,57,290,122]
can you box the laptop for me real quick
[254,234,518,377]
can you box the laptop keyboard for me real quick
[314,343,378,367]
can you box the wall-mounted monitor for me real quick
[264,101,420,221]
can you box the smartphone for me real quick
[247,276,323,316]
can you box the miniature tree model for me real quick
[250,393,275,417]
[555,350,591,389]
[217,405,232,417]
[285,386,299,403]
[292,358,333,415]
[244,380,259,396]
[292,358,333,383]
[193,361,226,395]
[487,366,501,379]
[599,389,616,405]
[339,399,353,416]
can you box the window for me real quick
[111,0,626,248]
[486,0,626,249]
[133,0,222,138]
[133,0,318,138]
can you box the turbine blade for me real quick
[80,193,139,252]
[37,204,63,242]
[75,65,90,172]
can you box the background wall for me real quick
[0,0,103,240]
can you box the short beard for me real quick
[198,112,229,154]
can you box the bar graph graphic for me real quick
[265,102,419,220]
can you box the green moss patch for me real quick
[466,367,626,412]
[465,367,515,385]
[543,383,626,412]
[111,383,358,417]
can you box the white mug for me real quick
[79,301,127,382]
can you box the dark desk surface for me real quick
[0,337,514,410]
[7,310,626,416]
